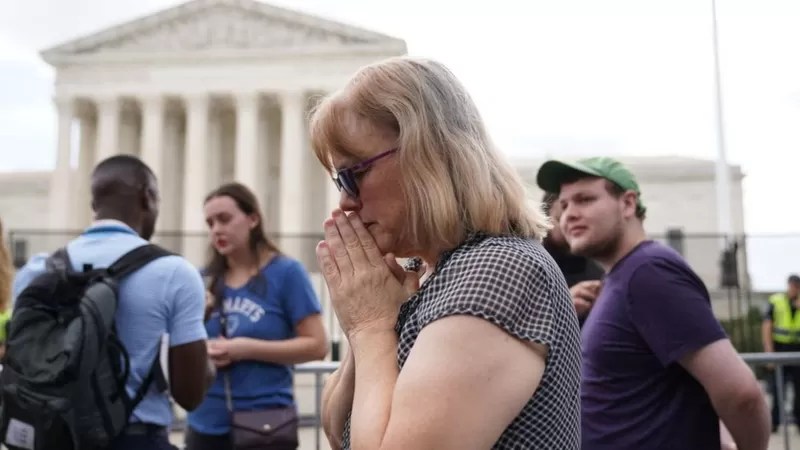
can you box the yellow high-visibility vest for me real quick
[770,293,800,344]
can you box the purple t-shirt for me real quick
[581,241,727,449]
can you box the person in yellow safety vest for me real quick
[0,217,13,360]
[763,274,800,433]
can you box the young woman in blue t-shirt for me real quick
[185,182,328,450]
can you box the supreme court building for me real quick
[41,0,406,263]
[2,0,753,300]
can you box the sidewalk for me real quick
[771,425,800,450]
[169,427,800,450]
[169,427,331,450]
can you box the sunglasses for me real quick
[332,148,398,198]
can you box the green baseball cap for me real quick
[536,156,646,215]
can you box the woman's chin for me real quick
[370,230,397,255]
[367,226,414,257]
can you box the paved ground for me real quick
[0,423,790,449]
[168,426,800,450]
[169,426,331,450]
[770,426,800,450]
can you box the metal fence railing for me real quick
[8,229,799,292]
[176,355,799,450]
[294,362,340,450]
[6,229,800,448]
[740,352,800,450]
[6,229,799,356]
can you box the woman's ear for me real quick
[249,213,260,230]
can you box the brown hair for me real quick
[309,57,550,251]
[0,218,13,313]
[202,182,280,298]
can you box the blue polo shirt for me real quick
[12,220,208,426]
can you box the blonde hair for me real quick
[0,218,13,313]
[309,56,550,251]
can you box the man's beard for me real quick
[570,222,623,261]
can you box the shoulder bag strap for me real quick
[218,304,235,413]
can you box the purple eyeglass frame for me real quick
[332,147,398,198]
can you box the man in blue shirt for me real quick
[13,155,214,450]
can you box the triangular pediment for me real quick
[41,0,404,61]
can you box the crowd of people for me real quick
[0,56,788,450]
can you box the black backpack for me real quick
[0,244,172,450]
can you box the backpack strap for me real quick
[127,350,168,415]
[106,244,174,280]
[107,244,173,411]
[45,247,72,273]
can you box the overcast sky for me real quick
[1,0,799,241]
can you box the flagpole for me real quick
[711,0,733,240]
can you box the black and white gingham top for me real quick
[341,233,582,449]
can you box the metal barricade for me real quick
[740,352,800,450]
[295,361,340,450]
[297,355,800,450]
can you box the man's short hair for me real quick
[92,155,154,181]
[91,155,157,205]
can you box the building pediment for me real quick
[41,0,405,64]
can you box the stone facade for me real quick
[38,0,406,264]
[1,155,746,275]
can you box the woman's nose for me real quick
[338,190,362,212]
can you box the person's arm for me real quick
[316,212,556,449]
[720,420,738,450]
[762,320,774,352]
[229,314,328,364]
[322,345,356,450]
[348,315,546,450]
[227,259,328,364]
[11,253,47,300]
[680,339,769,450]
[165,260,213,411]
[628,260,769,450]
[762,302,775,353]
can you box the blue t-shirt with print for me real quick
[187,255,322,435]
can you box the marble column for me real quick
[207,110,224,189]
[278,91,307,260]
[161,110,184,235]
[326,178,341,218]
[263,104,282,231]
[95,97,119,163]
[119,106,140,156]
[140,96,164,184]
[235,92,260,192]
[182,94,210,266]
[140,96,165,237]
[74,114,96,228]
[49,96,74,230]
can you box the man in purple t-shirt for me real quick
[537,157,769,450]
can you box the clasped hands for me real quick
[316,209,421,339]
[207,336,241,369]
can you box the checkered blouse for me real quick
[340,233,582,449]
